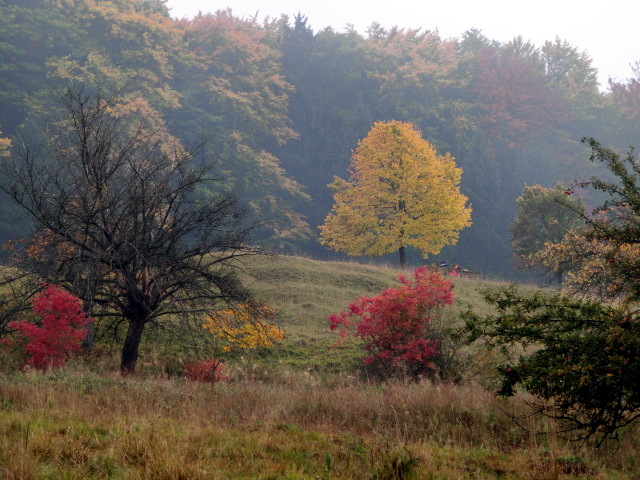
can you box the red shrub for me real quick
[329,267,454,378]
[6,285,92,370]
[184,358,226,384]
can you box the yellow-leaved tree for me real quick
[202,301,285,353]
[319,121,472,266]
[0,130,11,157]
[183,302,284,385]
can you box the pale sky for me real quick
[165,0,640,90]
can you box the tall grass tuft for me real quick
[2,367,639,478]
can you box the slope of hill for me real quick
[229,254,527,375]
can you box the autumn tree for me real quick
[570,138,640,300]
[530,227,638,301]
[528,139,640,301]
[540,38,599,128]
[509,183,585,283]
[472,37,567,146]
[330,267,455,380]
[364,25,460,143]
[1,85,257,375]
[319,121,471,267]
[464,138,640,443]
[174,11,312,248]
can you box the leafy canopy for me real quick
[320,121,471,265]
[463,286,640,444]
[509,183,585,281]
[530,139,640,302]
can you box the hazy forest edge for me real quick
[0,0,639,277]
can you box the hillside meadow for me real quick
[2,255,640,479]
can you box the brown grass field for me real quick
[1,255,640,479]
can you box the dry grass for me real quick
[1,367,639,479]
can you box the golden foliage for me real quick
[319,121,471,258]
[0,132,11,158]
[203,301,285,352]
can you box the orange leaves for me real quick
[531,226,640,303]
[184,10,295,142]
[26,230,75,263]
[25,235,48,262]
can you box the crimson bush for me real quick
[184,358,226,384]
[4,285,92,370]
[330,267,454,379]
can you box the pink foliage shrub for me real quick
[4,285,92,370]
[184,358,227,384]
[329,267,454,378]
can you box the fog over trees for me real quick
[1,0,638,278]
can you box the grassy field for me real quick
[2,255,640,479]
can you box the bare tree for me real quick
[1,85,258,374]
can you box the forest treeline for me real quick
[1,0,638,277]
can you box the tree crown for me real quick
[319,120,471,265]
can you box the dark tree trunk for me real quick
[399,246,406,268]
[83,321,95,350]
[120,318,146,375]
